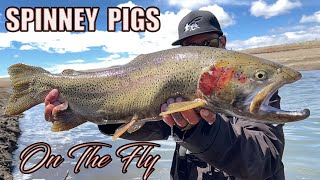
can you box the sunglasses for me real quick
[184,36,221,48]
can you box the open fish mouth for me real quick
[249,79,310,123]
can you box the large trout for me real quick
[3,47,310,140]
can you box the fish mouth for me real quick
[248,77,310,123]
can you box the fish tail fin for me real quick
[4,63,50,116]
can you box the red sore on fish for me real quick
[216,67,235,93]
[198,66,224,96]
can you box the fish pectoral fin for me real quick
[159,99,207,116]
[50,103,87,132]
[112,114,139,141]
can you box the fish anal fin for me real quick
[159,99,206,116]
[112,114,138,141]
[51,117,86,132]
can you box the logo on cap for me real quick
[184,16,202,32]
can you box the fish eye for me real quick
[254,70,268,80]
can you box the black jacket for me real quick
[98,93,284,180]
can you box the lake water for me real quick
[12,70,320,180]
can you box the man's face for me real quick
[182,33,226,48]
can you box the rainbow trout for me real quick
[4,47,310,140]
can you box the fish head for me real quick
[198,50,310,123]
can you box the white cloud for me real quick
[199,5,235,28]
[214,0,250,5]
[0,36,12,49]
[20,44,36,50]
[117,1,138,8]
[250,0,301,19]
[228,26,320,50]
[97,54,121,61]
[13,54,19,58]
[168,0,250,8]
[269,25,306,33]
[300,11,320,23]
[169,0,211,9]
[66,59,85,63]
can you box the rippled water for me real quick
[279,70,320,180]
[12,70,320,180]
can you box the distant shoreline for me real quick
[240,41,320,71]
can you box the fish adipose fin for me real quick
[51,102,87,132]
[159,99,206,116]
[112,114,139,141]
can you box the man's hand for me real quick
[160,97,216,128]
[44,89,66,122]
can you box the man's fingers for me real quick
[181,109,200,125]
[167,98,175,104]
[162,97,192,128]
[45,89,59,106]
[175,97,199,126]
[161,103,175,127]
[45,104,55,122]
[176,97,184,102]
[52,102,69,118]
[171,113,188,128]
[161,103,168,112]
[200,109,216,125]
[161,103,188,128]
[162,115,175,127]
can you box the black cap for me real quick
[172,10,223,46]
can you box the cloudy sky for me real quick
[0,0,319,77]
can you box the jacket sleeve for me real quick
[176,93,285,179]
[98,120,171,141]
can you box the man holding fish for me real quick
[42,10,285,179]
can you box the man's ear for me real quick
[220,35,227,48]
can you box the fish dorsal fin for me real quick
[159,99,206,116]
[112,114,139,141]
